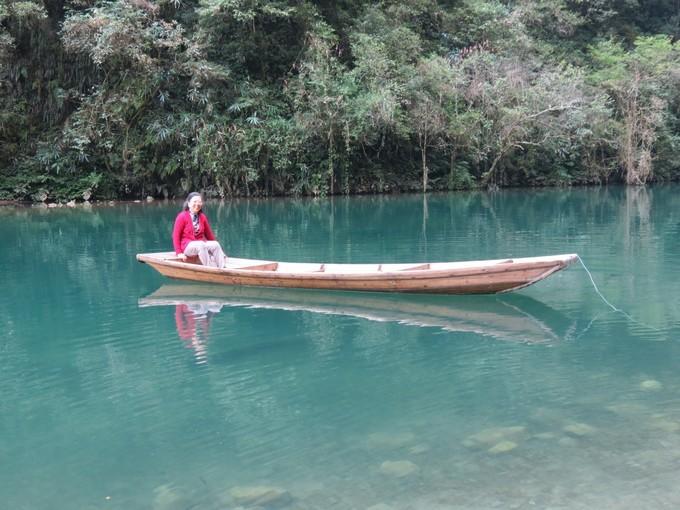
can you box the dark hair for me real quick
[183,192,203,211]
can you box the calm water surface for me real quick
[2,186,680,510]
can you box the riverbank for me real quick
[0,197,158,208]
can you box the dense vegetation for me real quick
[1,0,680,201]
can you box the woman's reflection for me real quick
[174,303,222,363]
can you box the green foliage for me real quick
[589,35,680,183]
[1,0,680,201]
[4,1,48,25]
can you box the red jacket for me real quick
[172,210,217,254]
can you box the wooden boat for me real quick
[139,284,569,343]
[136,252,578,294]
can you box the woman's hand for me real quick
[178,253,187,261]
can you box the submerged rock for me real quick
[379,460,420,478]
[563,422,596,437]
[463,426,526,448]
[408,443,430,455]
[488,440,518,454]
[558,436,578,447]
[640,379,663,391]
[228,485,292,508]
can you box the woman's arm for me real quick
[172,213,186,254]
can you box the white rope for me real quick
[576,255,622,313]
[576,255,660,332]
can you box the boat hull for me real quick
[136,253,578,294]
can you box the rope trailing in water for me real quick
[576,255,660,332]
[577,255,622,313]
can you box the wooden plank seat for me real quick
[232,262,279,271]
[399,263,431,271]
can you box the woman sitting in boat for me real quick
[172,192,227,268]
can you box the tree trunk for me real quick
[420,133,428,192]
[449,147,456,188]
[328,126,334,195]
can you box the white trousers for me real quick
[184,240,226,268]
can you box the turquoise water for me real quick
[2,186,680,509]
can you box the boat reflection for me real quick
[140,284,570,345]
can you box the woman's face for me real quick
[188,196,203,214]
